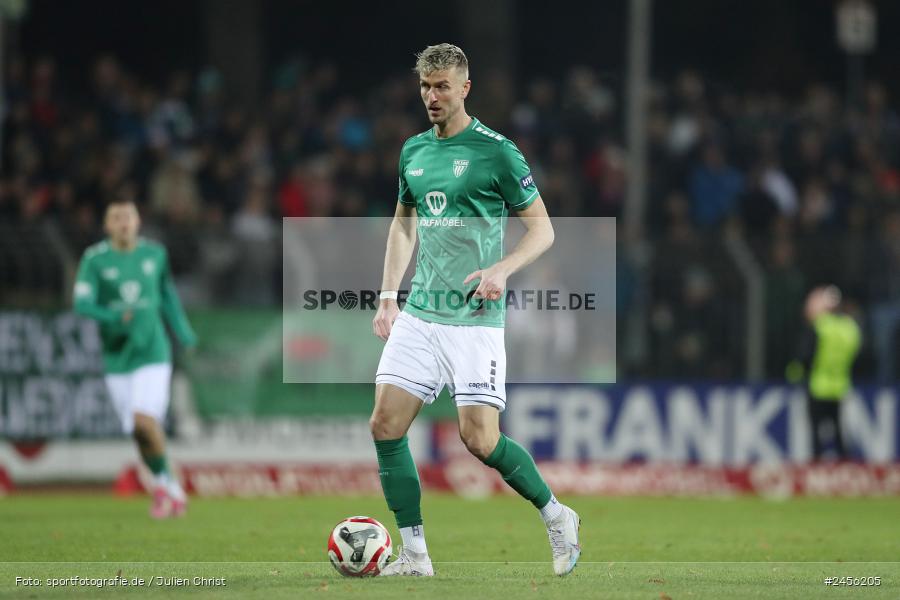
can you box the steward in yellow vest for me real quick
[786,286,861,460]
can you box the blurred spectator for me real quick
[583,140,627,217]
[689,143,744,227]
[149,153,202,224]
[672,265,730,378]
[232,181,277,306]
[739,165,780,233]
[765,238,806,378]
[278,162,309,217]
[867,211,900,382]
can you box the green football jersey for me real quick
[73,238,197,374]
[398,117,539,327]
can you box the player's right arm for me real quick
[72,252,130,330]
[373,202,416,341]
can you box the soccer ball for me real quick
[327,516,392,577]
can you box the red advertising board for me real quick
[113,461,900,498]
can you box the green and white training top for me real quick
[73,238,197,374]
[397,117,539,327]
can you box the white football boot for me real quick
[379,547,434,577]
[547,505,581,576]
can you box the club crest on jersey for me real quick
[119,280,141,304]
[453,159,469,178]
[425,191,448,216]
[142,259,156,276]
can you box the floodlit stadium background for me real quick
[1,0,899,498]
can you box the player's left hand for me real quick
[463,264,509,302]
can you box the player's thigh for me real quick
[105,372,136,434]
[438,324,507,411]
[375,312,442,404]
[370,383,425,439]
[130,363,173,424]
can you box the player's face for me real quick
[104,203,140,247]
[420,68,470,125]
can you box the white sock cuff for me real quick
[539,495,564,523]
[399,524,428,555]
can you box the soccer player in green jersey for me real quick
[74,199,197,518]
[371,44,581,576]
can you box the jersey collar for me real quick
[431,116,478,142]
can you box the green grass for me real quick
[1,494,899,599]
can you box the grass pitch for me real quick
[1,493,898,599]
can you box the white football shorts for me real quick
[375,311,507,411]
[104,363,173,433]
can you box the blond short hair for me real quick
[414,43,469,78]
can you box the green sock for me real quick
[482,434,552,509]
[374,436,422,528]
[144,454,169,477]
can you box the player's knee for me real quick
[132,422,151,446]
[369,412,400,441]
[460,429,499,461]
[133,414,159,441]
[368,414,383,438]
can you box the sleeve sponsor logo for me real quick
[520,173,534,189]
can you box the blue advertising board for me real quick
[504,384,900,465]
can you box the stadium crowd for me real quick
[2,55,899,380]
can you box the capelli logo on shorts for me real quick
[468,382,492,389]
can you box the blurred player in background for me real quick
[788,286,861,461]
[370,44,580,577]
[73,198,197,518]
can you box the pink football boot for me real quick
[150,486,171,519]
